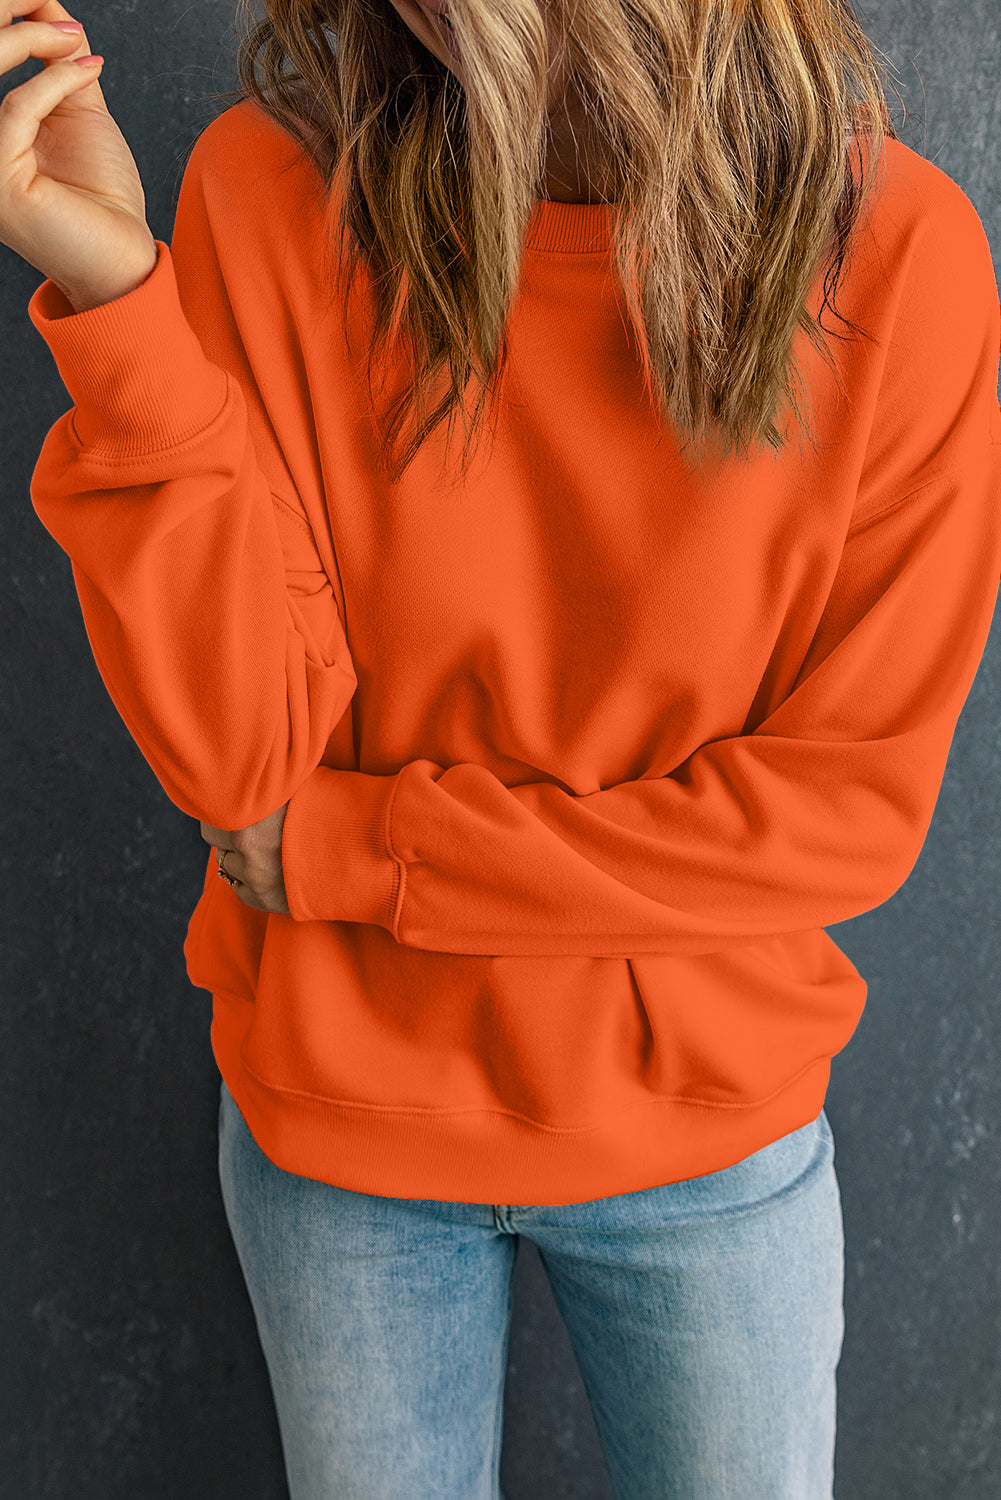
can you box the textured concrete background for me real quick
[2,1,1000,1495]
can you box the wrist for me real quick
[57,239,159,316]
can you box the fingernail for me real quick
[50,20,85,30]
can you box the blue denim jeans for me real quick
[217,1078,845,1500]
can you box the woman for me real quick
[7,0,1001,1495]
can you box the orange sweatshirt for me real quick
[28,102,1001,1205]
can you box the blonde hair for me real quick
[190,0,907,487]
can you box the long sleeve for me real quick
[27,120,357,831]
[280,170,1001,953]
[281,442,1001,954]
[26,103,1001,966]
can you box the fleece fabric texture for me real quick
[28,100,1001,1204]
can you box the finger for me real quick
[200,822,230,846]
[16,0,93,39]
[216,847,244,880]
[230,877,269,911]
[0,17,105,177]
[4,3,99,70]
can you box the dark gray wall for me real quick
[2,2,1000,1496]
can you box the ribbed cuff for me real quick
[281,766,402,927]
[26,239,229,455]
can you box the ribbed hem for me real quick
[281,766,402,927]
[210,993,833,1204]
[26,239,229,454]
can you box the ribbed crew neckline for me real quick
[520,127,872,254]
[523,196,616,254]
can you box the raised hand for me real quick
[0,1,157,312]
